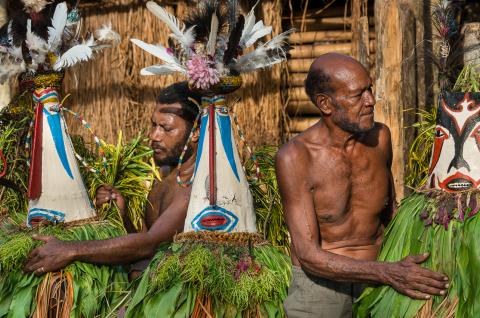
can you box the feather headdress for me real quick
[0,1,121,84]
[131,0,294,91]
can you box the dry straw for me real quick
[64,0,285,148]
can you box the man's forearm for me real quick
[69,232,156,265]
[298,248,388,284]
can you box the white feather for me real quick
[232,29,294,73]
[146,1,195,49]
[239,0,260,48]
[95,22,121,44]
[244,22,272,48]
[140,64,184,76]
[130,38,184,71]
[26,19,48,53]
[206,13,218,56]
[264,29,295,50]
[26,19,48,68]
[47,2,68,51]
[7,21,13,46]
[54,36,94,70]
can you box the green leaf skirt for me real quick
[125,231,292,318]
[0,220,129,318]
[355,191,480,318]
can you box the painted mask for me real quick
[428,92,480,192]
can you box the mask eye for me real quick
[435,127,448,139]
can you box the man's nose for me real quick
[149,126,163,142]
[364,90,376,106]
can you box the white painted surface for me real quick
[28,89,96,225]
[184,107,257,233]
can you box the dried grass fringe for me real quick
[415,297,459,318]
[33,271,74,318]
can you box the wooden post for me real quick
[374,0,422,200]
[0,0,10,110]
[463,23,480,69]
[352,0,371,69]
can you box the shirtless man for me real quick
[24,81,201,273]
[276,54,448,318]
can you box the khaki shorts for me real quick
[284,266,367,318]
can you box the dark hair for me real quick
[156,81,202,126]
[304,69,332,105]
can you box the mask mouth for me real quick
[446,178,473,191]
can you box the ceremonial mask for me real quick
[428,92,480,192]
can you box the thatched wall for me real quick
[64,0,284,148]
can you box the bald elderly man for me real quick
[276,54,449,318]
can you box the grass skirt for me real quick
[125,231,291,318]
[0,220,129,317]
[355,191,480,317]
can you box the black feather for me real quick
[184,0,228,42]
[0,24,9,46]
[227,0,239,30]
[223,14,244,65]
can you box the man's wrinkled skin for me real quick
[276,53,449,300]
[24,101,198,274]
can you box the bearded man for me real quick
[24,81,201,274]
[276,53,449,318]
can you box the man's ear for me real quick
[191,126,200,143]
[315,93,332,116]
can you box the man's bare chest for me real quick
[310,151,390,221]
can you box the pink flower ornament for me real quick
[187,54,220,90]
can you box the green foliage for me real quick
[129,242,291,317]
[246,146,290,253]
[88,132,159,231]
[453,64,480,92]
[0,222,129,318]
[0,222,123,273]
[0,103,32,221]
[406,107,437,188]
[355,192,480,317]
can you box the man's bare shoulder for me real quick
[364,122,392,149]
[276,134,332,175]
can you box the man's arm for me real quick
[24,186,190,273]
[380,124,397,224]
[276,143,447,300]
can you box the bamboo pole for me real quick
[290,43,351,58]
[288,87,310,101]
[290,31,352,43]
[289,17,352,31]
[286,101,320,116]
[288,59,314,73]
[289,117,320,132]
[289,31,374,44]
[290,41,376,59]
[0,0,9,110]
[288,73,307,87]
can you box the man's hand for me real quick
[383,253,449,300]
[24,235,75,275]
[95,185,126,213]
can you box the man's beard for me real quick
[331,99,373,134]
[153,130,194,166]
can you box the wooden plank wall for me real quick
[282,0,435,199]
[283,2,376,136]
